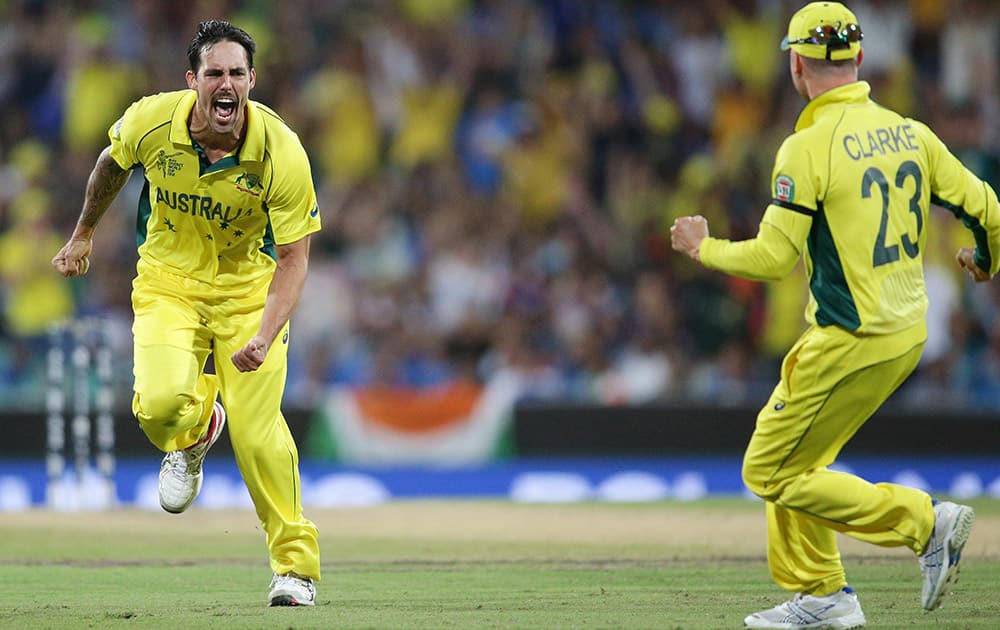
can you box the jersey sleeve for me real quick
[266,133,321,246]
[106,99,143,170]
[700,210,806,281]
[914,119,1000,275]
[699,136,816,281]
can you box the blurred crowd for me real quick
[0,0,998,411]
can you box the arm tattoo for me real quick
[79,148,130,228]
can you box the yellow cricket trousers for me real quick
[742,322,934,595]
[130,259,320,580]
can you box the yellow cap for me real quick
[780,2,862,61]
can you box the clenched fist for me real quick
[670,215,709,262]
[231,335,270,372]
[52,237,93,277]
[956,247,991,283]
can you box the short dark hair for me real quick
[187,20,256,73]
[801,55,857,72]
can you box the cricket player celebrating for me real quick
[671,2,999,628]
[53,20,320,607]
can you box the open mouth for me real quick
[212,95,237,126]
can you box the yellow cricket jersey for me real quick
[700,81,1000,336]
[108,90,320,288]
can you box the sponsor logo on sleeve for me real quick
[775,174,795,202]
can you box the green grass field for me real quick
[1,498,998,629]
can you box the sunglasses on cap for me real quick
[786,21,863,48]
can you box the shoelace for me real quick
[168,413,220,473]
[782,600,836,625]
[162,449,201,475]
[274,574,308,586]
[271,574,314,597]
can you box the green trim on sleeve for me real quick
[136,178,152,247]
[933,193,992,272]
[772,199,815,216]
[260,201,277,261]
[806,201,861,330]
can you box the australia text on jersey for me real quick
[155,186,255,223]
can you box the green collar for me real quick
[189,137,240,175]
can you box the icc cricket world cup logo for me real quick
[155,150,184,178]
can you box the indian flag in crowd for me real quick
[309,374,520,465]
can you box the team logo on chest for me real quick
[155,150,184,178]
[235,171,263,197]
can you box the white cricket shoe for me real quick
[268,572,316,607]
[920,500,975,611]
[744,588,866,629]
[158,400,227,514]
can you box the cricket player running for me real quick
[671,3,999,628]
[53,20,321,606]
